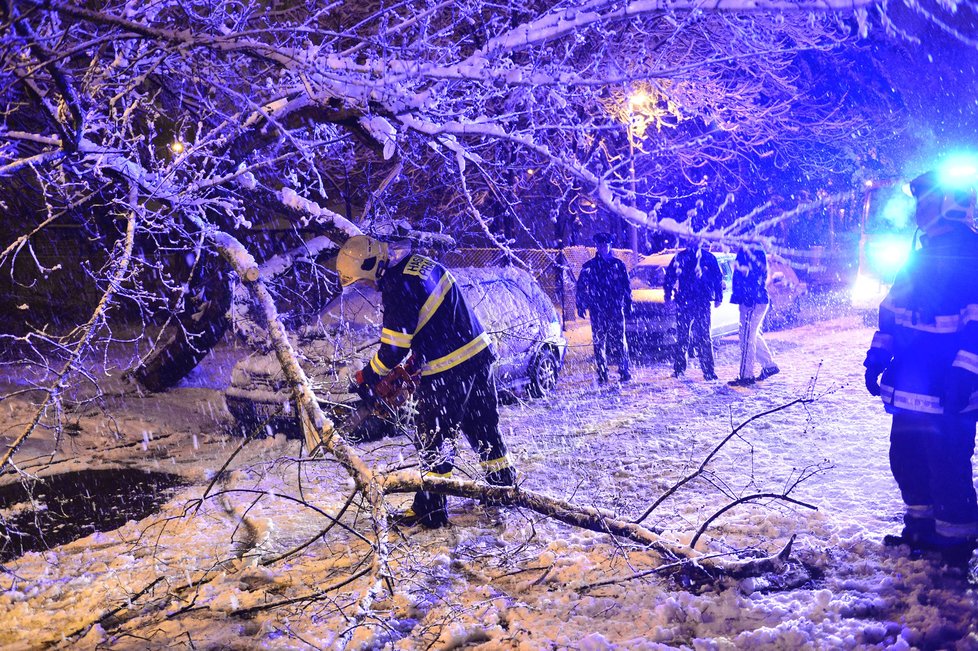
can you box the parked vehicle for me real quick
[225,265,567,440]
[625,250,807,352]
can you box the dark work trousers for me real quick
[591,314,629,382]
[674,301,714,378]
[411,351,515,517]
[889,411,978,539]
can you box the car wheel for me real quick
[528,348,559,399]
[225,396,299,437]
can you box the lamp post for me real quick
[626,91,649,254]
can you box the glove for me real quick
[577,307,587,318]
[350,369,376,403]
[864,368,882,397]
[943,367,975,414]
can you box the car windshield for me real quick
[630,264,666,290]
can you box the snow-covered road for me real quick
[2,314,977,649]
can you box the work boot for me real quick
[393,491,449,529]
[486,466,517,487]
[883,515,936,549]
[482,466,516,506]
[937,538,978,570]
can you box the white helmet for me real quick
[909,170,977,233]
[335,235,390,286]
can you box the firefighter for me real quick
[336,235,516,529]
[664,241,723,381]
[576,232,632,384]
[864,168,978,566]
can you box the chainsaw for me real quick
[301,356,421,452]
[343,356,422,440]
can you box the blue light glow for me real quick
[866,235,912,279]
[938,153,978,189]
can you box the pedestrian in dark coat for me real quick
[664,243,723,380]
[728,244,779,386]
[576,232,632,384]
[864,169,978,564]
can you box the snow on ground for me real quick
[1,311,977,649]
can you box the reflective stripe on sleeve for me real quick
[370,354,392,376]
[480,455,512,473]
[423,469,453,479]
[889,306,961,333]
[870,331,894,351]
[963,303,978,325]
[421,332,491,376]
[953,350,978,374]
[880,384,943,414]
[381,328,413,348]
[415,272,455,334]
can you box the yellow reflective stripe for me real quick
[480,455,511,473]
[424,470,453,479]
[954,350,978,374]
[963,304,978,325]
[880,384,944,413]
[421,333,490,376]
[415,272,455,335]
[870,332,894,351]
[381,328,413,348]
[881,304,963,333]
[905,504,934,518]
[370,354,392,376]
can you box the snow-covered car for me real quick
[225,265,567,440]
[626,250,806,351]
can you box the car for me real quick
[225,265,567,440]
[625,249,807,352]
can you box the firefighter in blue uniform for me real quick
[337,236,516,528]
[576,232,632,384]
[664,242,723,381]
[864,168,978,565]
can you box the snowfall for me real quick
[2,304,977,650]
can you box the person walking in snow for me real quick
[728,243,779,386]
[576,232,632,384]
[337,235,517,529]
[664,241,723,381]
[864,168,978,565]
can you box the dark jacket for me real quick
[664,247,723,306]
[864,227,978,416]
[576,254,631,318]
[730,247,769,306]
[363,254,491,384]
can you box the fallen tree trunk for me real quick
[381,471,795,578]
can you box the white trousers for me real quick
[738,303,774,380]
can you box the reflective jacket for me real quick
[664,247,723,306]
[864,228,978,416]
[576,255,631,319]
[363,254,492,384]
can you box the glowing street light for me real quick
[170,140,185,154]
[625,89,651,253]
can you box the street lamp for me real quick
[626,90,650,253]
